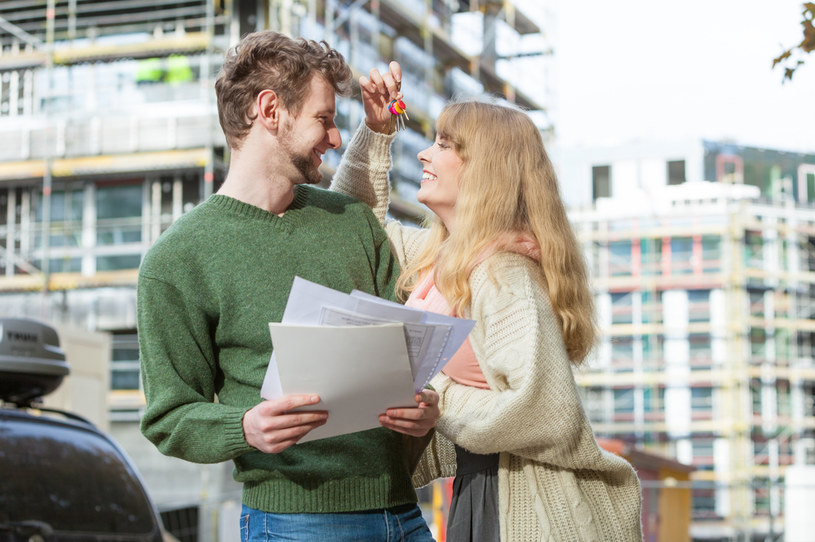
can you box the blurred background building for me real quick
[560,141,815,541]
[1,1,814,541]
[0,0,554,540]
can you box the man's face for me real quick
[278,75,342,185]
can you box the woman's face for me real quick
[416,134,463,229]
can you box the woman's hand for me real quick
[359,61,403,134]
[379,389,440,437]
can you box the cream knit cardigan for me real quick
[332,124,643,542]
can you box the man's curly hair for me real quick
[215,31,352,149]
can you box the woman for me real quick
[333,65,643,542]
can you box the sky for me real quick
[511,0,815,153]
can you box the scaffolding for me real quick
[0,2,555,539]
[0,0,553,298]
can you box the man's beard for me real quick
[290,152,322,185]
[280,122,322,185]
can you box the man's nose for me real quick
[327,126,342,149]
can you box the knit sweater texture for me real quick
[137,186,424,513]
[332,123,644,541]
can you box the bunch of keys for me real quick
[389,98,409,132]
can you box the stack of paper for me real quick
[261,276,475,442]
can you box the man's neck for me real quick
[218,149,297,216]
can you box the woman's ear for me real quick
[256,89,279,131]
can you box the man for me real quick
[138,31,438,540]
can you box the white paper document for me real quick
[268,322,415,443]
[260,276,476,442]
[348,289,472,391]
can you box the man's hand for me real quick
[242,394,327,453]
[359,61,403,134]
[378,390,439,437]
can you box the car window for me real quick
[0,415,158,537]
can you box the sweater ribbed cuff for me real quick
[348,122,396,170]
[223,407,255,457]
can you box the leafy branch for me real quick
[772,2,815,82]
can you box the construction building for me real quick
[0,0,552,539]
[560,140,815,540]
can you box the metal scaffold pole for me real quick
[40,0,57,311]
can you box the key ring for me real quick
[389,99,409,132]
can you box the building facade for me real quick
[0,1,551,540]
[564,141,815,540]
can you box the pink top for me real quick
[405,272,489,389]
[404,232,542,391]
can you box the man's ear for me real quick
[256,89,280,131]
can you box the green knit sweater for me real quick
[137,186,421,513]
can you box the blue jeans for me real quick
[240,503,435,541]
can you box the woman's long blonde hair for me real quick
[397,100,597,364]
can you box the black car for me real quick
[0,318,172,542]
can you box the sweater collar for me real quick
[208,186,311,229]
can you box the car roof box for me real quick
[0,317,69,405]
